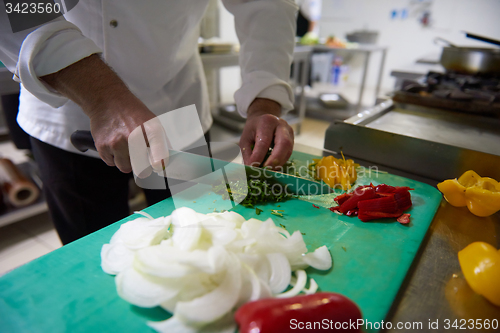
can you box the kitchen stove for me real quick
[393,71,500,116]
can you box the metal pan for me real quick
[435,37,500,74]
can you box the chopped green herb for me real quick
[342,246,347,252]
[256,208,263,215]
[193,201,196,203]
[271,209,285,217]
[301,232,306,236]
[279,223,286,229]
[212,177,293,208]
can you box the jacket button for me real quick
[109,20,118,28]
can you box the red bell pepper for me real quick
[358,210,404,222]
[393,188,412,211]
[334,192,351,206]
[357,196,398,213]
[375,184,397,193]
[339,186,377,214]
[235,293,363,333]
[330,184,413,224]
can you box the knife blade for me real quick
[242,164,334,196]
[71,130,222,185]
[70,130,333,195]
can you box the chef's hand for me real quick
[239,98,294,169]
[41,54,168,176]
[89,98,168,177]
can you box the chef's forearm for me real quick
[246,98,282,119]
[40,54,135,119]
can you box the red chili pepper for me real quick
[235,293,363,333]
[312,204,320,209]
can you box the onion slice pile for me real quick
[101,207,332,332]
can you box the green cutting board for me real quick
[0,152,442,333]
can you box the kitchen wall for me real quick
[320,0,500,90]
[217,0,500,102]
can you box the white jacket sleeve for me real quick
[221,0,298,117]
[0,9,101,108]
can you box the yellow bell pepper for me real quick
[458,242,500,306]
[437,170,500,217]
[313,155,359,190]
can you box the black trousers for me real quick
[30,132,209,245]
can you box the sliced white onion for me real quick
[266,253,291,294]
[134,245,205,278]
[216,211,246,227]
[171,208,202,251]
[116,267,179,308]
[240,264,272,303]
[133,211,155,220]
[276,270,307,298]
[239,219,263,239]
[303,278,319,295]
[102,208,333,332]
[101,243,135,275]
[174,254,242,327]
[303,245,332,271]
[111,216,171,249]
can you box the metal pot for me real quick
[435,37,500,75]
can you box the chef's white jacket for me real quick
[0,0,297,156]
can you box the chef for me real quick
[0,0,297,244]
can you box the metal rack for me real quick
[202,46,312,135]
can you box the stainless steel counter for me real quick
[323,100,500,331]
[387,202,500,332]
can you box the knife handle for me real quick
[71,130,96,152]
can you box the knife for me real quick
[70,131,333,195]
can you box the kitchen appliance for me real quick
[435,37,500,75]
[392,71,500,116]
